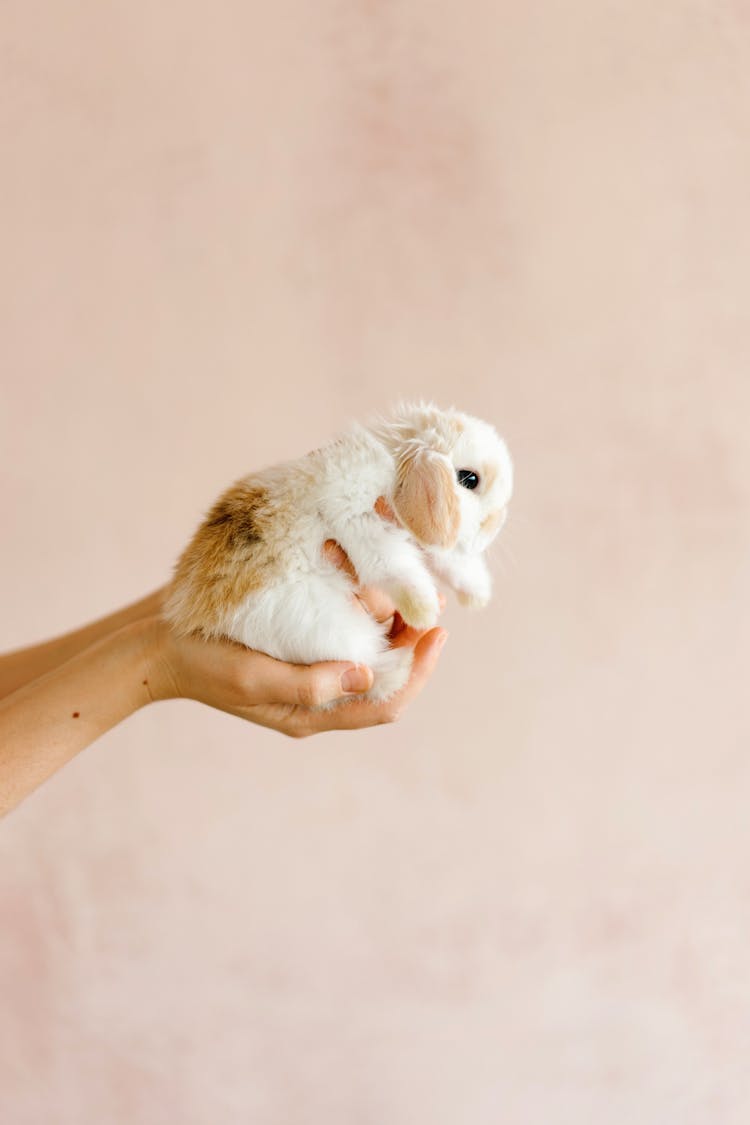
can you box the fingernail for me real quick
[341,664,371,693]
[436,631,448,651]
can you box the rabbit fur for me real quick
[164,402,513,704]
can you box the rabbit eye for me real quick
[457,469,480,490]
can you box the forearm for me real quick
[0,589,165,699]
[0,620,154,816]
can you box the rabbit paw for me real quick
[392,585,440,630]
[368,646,414,702]
[457,587,490,610]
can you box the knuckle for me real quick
[297,679,324,710]
[228,652,256,694]
[230,666,252,697]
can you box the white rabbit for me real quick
[164,401,513,703]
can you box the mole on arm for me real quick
[72,712,80,719]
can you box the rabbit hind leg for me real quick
[365,644,414,703]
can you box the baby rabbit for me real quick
[164,402,513,703]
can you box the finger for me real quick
[250,654,375,709]
[387,611,406,640]
[385,618,430,648]
[374,496,400,525]
[354,585,397,624]
[322,539,357,581]
[394,627,448,705]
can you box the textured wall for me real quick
[2,3,750,1122]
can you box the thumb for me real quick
[254,658,374,709]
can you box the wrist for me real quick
[133,614,182,704]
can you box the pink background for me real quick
[2,2,750,1121]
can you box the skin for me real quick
[0,528,447,817]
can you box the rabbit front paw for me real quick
[457,587,490,610]
[392,584,440,629]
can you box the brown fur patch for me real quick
[393,450,460,548]
[167,481,278,637]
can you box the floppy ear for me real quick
[392,448,461,548]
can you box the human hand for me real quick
[146,532,447,737]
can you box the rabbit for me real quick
[164,401,513,704]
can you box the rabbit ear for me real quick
[392,448,461,548]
